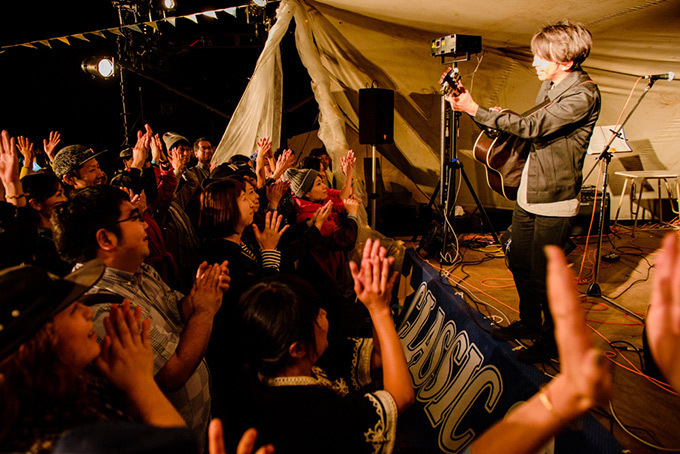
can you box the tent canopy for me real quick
[216,0,680,215]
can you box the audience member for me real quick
[192,137,214,183]
[21,171,72,275]
[53,144,108,190]
[284,159,359,292]
[199,178,287,306]
[309,146,335,188]
[231,239,413,454]
[0,261,185,453]
[52,185,228,451]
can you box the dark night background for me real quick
[0,0,316,173]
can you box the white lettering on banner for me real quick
[398,283,503,453]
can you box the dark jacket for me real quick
[474,69,600,203]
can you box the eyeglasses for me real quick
[114,210,145,224]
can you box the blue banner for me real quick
[395,249,622,454]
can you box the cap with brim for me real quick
[0,259,105,362]
[53,145,107,179]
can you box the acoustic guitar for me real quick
[471,114,530,201]
[440,68,544,200]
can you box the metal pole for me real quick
[116,4,130,146]
[371,145,377,228]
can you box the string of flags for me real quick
[0,6,248,52]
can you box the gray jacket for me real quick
[474,69,601,203]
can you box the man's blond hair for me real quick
[531,20,592,68]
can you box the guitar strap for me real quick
[523,78,595,117]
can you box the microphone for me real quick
[643,72,675,81]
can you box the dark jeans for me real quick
[508,204,573,338]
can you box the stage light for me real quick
[162,0,176,10]
[81,57,115,79]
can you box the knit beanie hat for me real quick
[285,168,319,198]
[162,132,189,151]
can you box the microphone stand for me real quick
[582,78,658,322]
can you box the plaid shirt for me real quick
[79,263,211,452]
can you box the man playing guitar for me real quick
[446,21,601,363]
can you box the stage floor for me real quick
[399,223,680,453]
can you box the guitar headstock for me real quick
[439,67,463,96]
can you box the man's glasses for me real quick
[114,209,144,224]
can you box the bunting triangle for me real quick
[91,31,106,39]
[166,17,177,26]
[108,27,124,36]
[224,7,238,17]
[38,40,52,48]
[202,11,218,19]
[185,14,199,23]
[72,34,89,42]
[145,21,159,32]
[20,42,37,49]
[128,24,142,33]
[56,37,70,45]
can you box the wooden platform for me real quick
[399,222,680,453]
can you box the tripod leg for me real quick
[410,184,441,243]
[456,161,501,245]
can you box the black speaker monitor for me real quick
[359,88,394,144]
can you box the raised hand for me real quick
[95,300,153,394]
[0,130,19,187]
[349,238,397,312]
[209,419,275,454]
[647,233,680,391]
[253,210,289,250]
[16,136,36,169]
[168,148,185,174]
[96,299,186,427]
[217,260,231,293]
[311,199,333,230]
[43,130,61,162]
[271,149,295,181]
[150,134,164,163]
[545,245,612,417]
[189,262,222,317]
[266,180,290,210]
[119,187,147,213]
[131,128,151,170]
[340,149,355,176]
[349,238,412,414]
[256,137,272,159]
[343,195,361,217]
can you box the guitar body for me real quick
[472,112,530,200]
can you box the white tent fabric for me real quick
[217,0,680,218]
